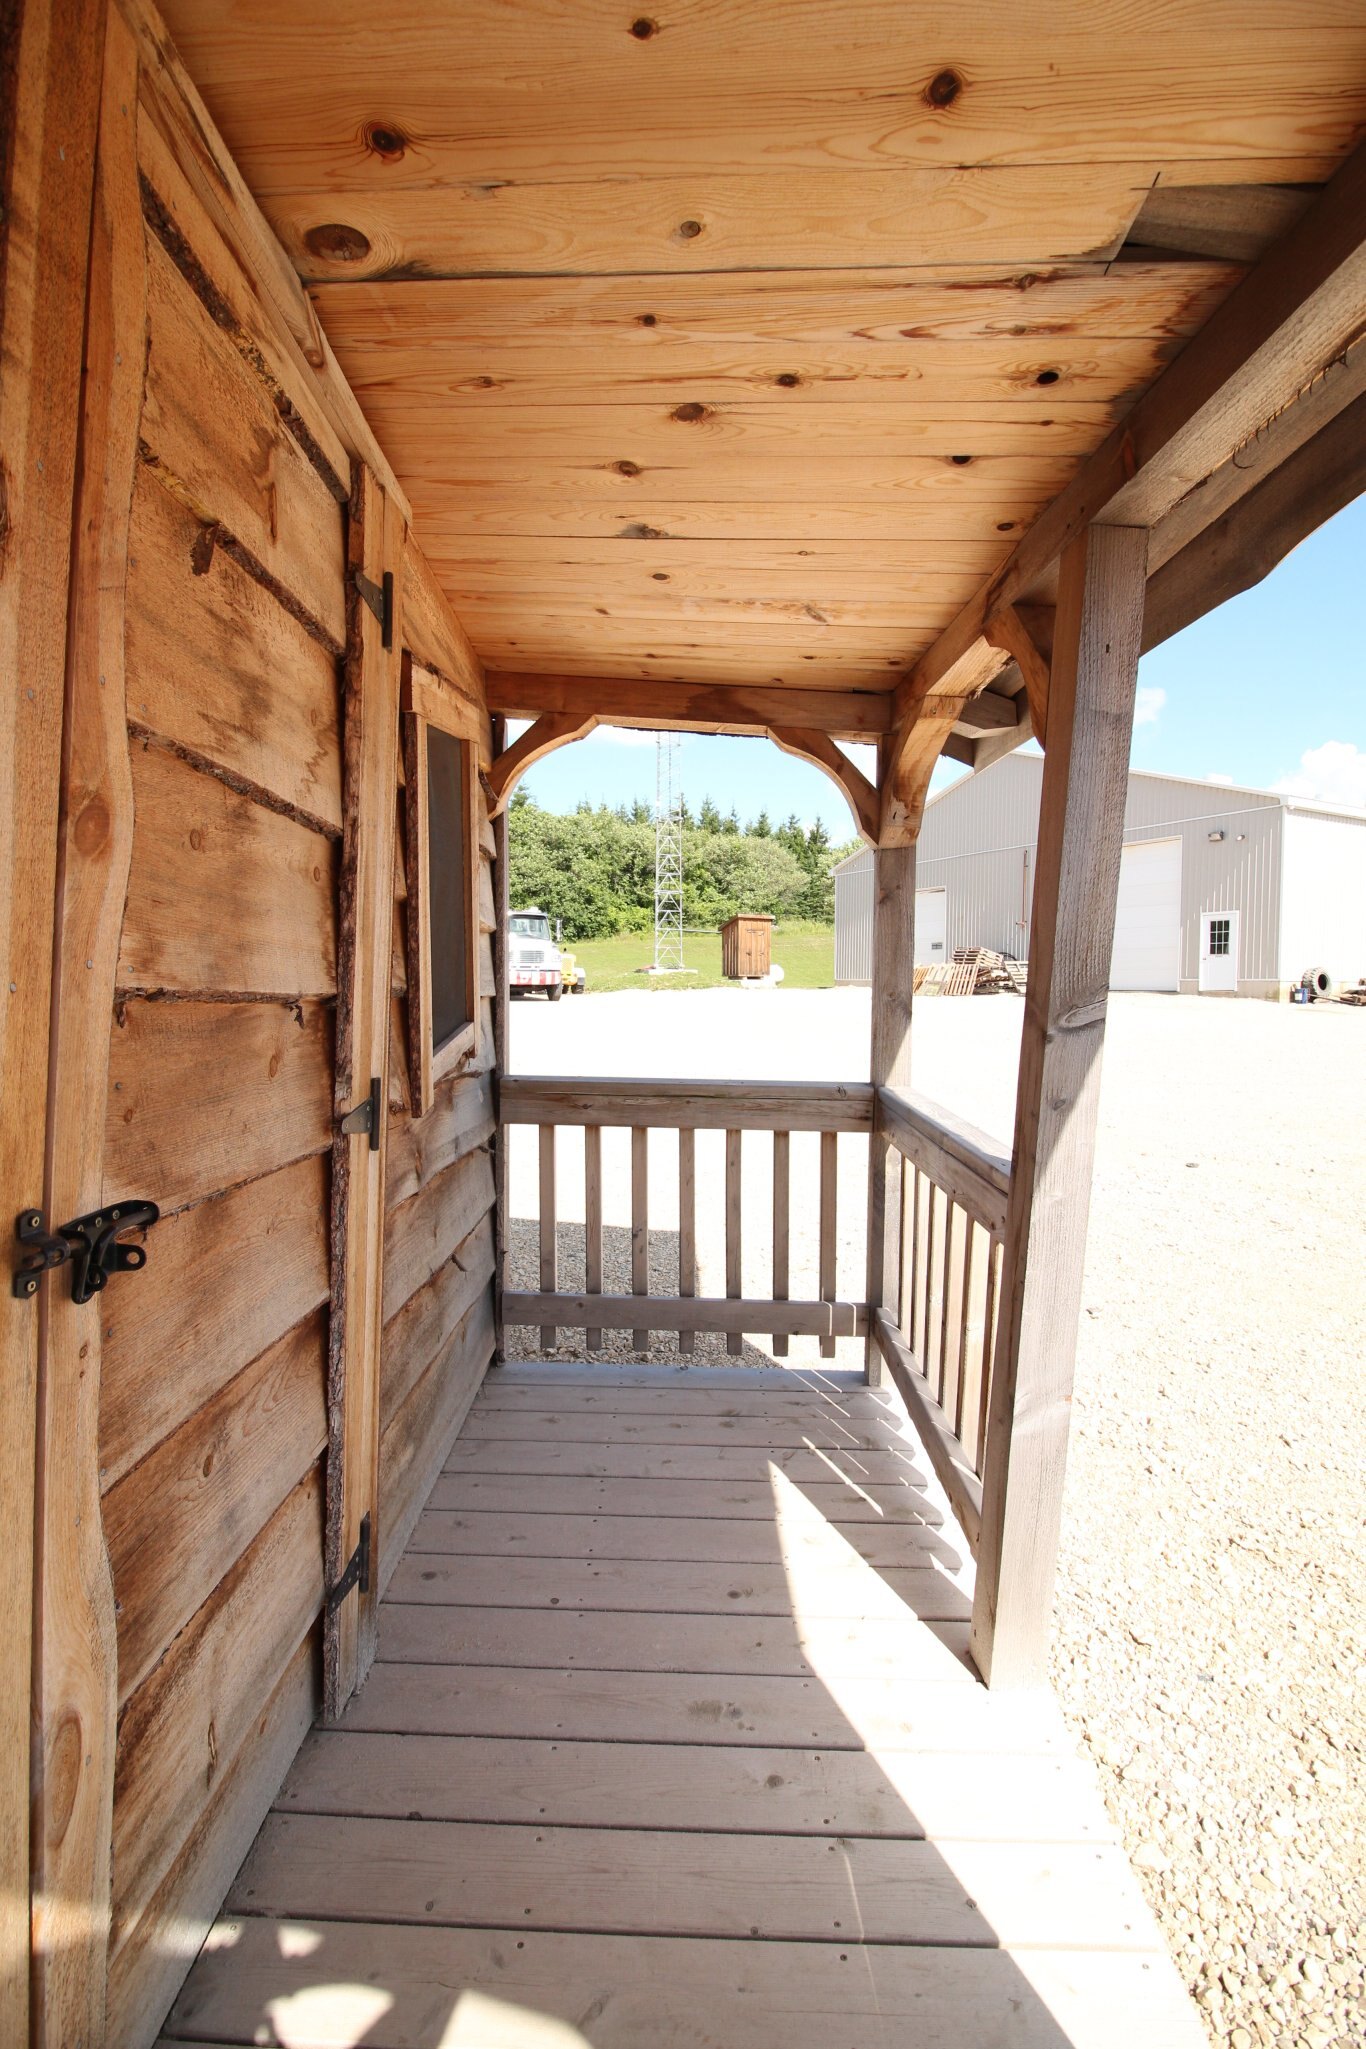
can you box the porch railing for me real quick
[500,1077,873,1355]
[498,1073,1013,1554]
[870,1087,1012,1550]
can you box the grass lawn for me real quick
[566,922,837,994]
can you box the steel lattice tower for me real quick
[653,731,686,972]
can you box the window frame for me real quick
[401,659,481,1118]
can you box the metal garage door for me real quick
[1110,837,1181,990]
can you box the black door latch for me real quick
[13,1201,160,1303]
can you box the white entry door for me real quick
[1199,910,1240,993]
[915,888,947,966]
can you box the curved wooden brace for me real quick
[767,726,879,846]
[985,604,1052,747]
[485,711,597,815]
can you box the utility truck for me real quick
[508,906,564,1000]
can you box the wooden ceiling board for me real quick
[158,0,1366,697]
[311,265,1243,349]
[159,4,1366,188]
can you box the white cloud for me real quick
[1206,772,1235,786]
[1274,739,1366,810]
[1133,685,1166,727]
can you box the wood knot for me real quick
[676,219,703,240]
[671,402,708,422]
[652,571,669,580]
[629,15,658,37]
[950,453,973,465]
[775,372,800,388]
[303,222,372,265]
[620,522,667,538]
[1035,367,1061,386]
[612,459,642,476]
[638,312,658,326]
[924,67,963,108]
[361,120,409,162]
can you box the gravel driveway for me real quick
[507,985,1365,2049]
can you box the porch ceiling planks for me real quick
[164,1359,1205,2049]
[157,0,1366,700]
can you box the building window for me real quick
[403,664,479,1116]
[1208,916,1231,956]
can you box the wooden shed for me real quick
[721,912,775,980]
[2,3,1363,2045]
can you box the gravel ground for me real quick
[506,987,1366,2048]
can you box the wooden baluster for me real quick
[725,1129,743,1356]
[677,1127,696,1358]
[584,1123,602,1352]
[539,1124,557,1352]
[977,1238,1000,1475]
[897,1157,914,1344]
[818,1130,838,1360]
[631,1126,649,1351]
[911,1167,929,1360]
[922,1182,941,1382]
[955,1216,981,1440]
[771,1130,790,1359]
[939,1201,965,1416]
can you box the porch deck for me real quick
[162,1362,1202,2049]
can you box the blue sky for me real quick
[514,494,1366,838]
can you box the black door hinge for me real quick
[327,1512,371,1614]
[354,568,393,650]
[12,1200,160,1302]
[339,1075,382,1151]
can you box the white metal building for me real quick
[833,754,1366,999]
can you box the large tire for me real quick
[1303,966,1335,999]
[548,981,563,1002]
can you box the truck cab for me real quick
[509,906,564,1000]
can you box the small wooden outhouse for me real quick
[720,912,775,979]
[2,2,1363,2043]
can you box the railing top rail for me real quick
[879,1084,1012,1236]
[501,1075,874,1133]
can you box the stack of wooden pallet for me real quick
[915,948,1029,997]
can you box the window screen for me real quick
[426,726,472,1052]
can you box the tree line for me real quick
[507,790,859,941]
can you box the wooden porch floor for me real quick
[163,1362,1202,2049]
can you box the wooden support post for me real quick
[971,523,1147,1691]
[325,460,403,1721]
[864,837,916,1384]
[491,714,510,1361]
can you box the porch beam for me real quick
[486,671,895,742]
[878,139,1366,816]
[1143,386,1366,654]
[971,523,1148,1690]
[903,139,1366,716]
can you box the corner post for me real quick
[971,523,1147,1688]
[491,715,511,1362]
[864,807,916,1383]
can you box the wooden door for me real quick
[24,12,391,2039]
